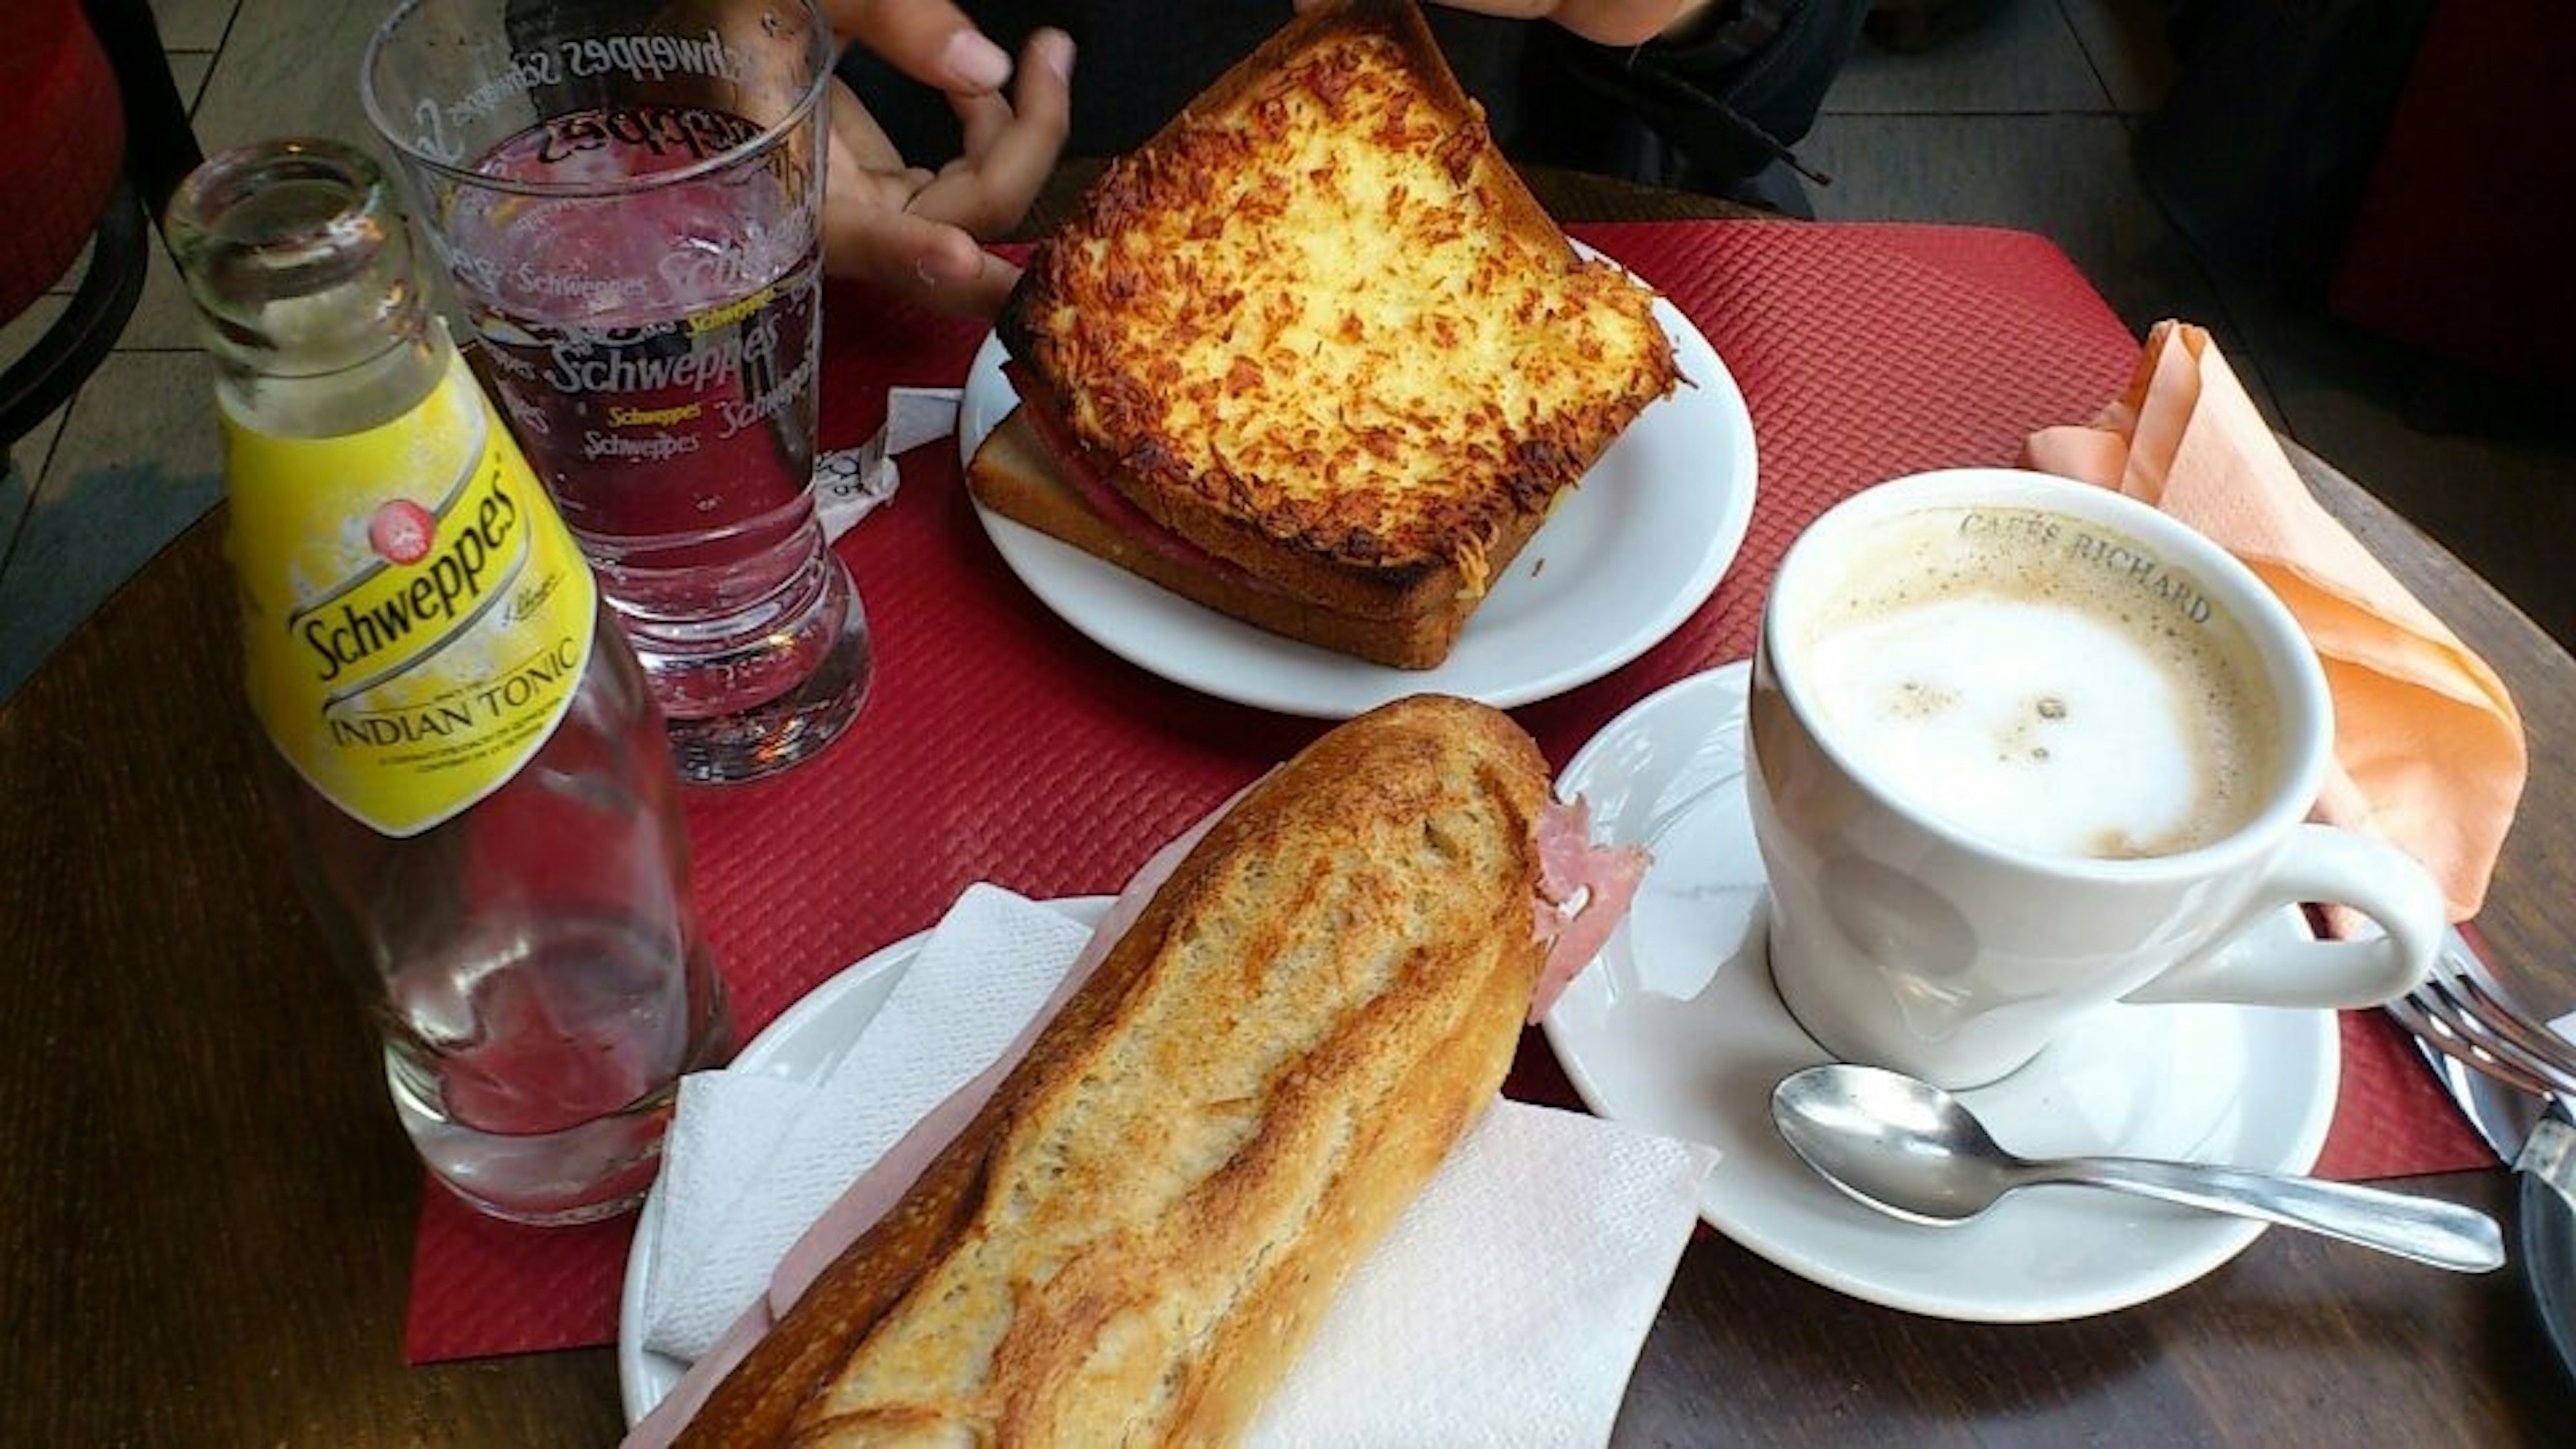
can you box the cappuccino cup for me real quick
[1748,468,2442,1089]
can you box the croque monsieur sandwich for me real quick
[639,695,1644,1446]
[969,0,1682,669]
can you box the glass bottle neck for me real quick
[211,323,453,441]
[167,138,449,438]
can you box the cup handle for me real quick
[2122,824,2445,1008]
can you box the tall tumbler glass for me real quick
[363,0,869,785]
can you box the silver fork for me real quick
[2383,934,2576,1098]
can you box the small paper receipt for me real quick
[815,387,963,543]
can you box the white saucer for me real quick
[954,246,1758,719]
[616,897,1114,1425]
[1540,663,2341,1322]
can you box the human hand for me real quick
[1295,0,1717,47]
[816,2,1073,316]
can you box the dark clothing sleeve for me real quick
[836,1,1866,202]
[1534,0,1874,193]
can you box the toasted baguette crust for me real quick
[995,0,1676,629]
[676,696,1552,1448]
[969,409,1539,669]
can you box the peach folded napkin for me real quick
[2024,319,2526,919]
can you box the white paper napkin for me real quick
[1244,1099,1714,1448]
[641,883,1093,1359]
[814,385,961,543]
[639,885,1717,1445]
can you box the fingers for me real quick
[932,29,1075,235]
[825,77,902,174]
[812,18,1063,316]
[954,29,1073,156]
[821,85,988,301]
[824,0,1014,91]
[821,193,1018,317]
[947,251,1025,318]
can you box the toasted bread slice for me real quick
[993,0,1678,647]
[674,695,1553,1446]
[970,409,1505,669]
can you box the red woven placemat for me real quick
[402,219,2492,1364]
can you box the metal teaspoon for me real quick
[1770,1063,2505,1273]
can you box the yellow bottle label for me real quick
[225,354,598,838]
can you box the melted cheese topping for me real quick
[1021,30,1678,574]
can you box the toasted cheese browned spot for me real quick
[1018,30,1677,578]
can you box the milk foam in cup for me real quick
[1795,504,2280,861]
[1746,468,2444,1089]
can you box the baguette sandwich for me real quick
[969,0,1682,669]
[639,695,1645,1446]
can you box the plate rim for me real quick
[953,246,1758,718]
[616,896,1116,1426]
[1540,661,2343,1324]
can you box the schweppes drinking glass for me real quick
[168,138,731,1226]
[364,0,871,784]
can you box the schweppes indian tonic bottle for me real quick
[168,138,730,1226]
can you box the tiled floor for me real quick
[5,0,2571,701]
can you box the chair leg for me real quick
[0,178,149,445]
[80,0,205,223]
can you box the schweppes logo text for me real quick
[223,351,599,839]
[293,465,523,695]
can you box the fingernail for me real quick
[1035,29,1075,82]
[942,29,1012,91]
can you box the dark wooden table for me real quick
[5,167,2572,1446]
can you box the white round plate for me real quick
[1540,663,2341,1323]
[955,248,1758,718]
[618,897,1114,1426]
